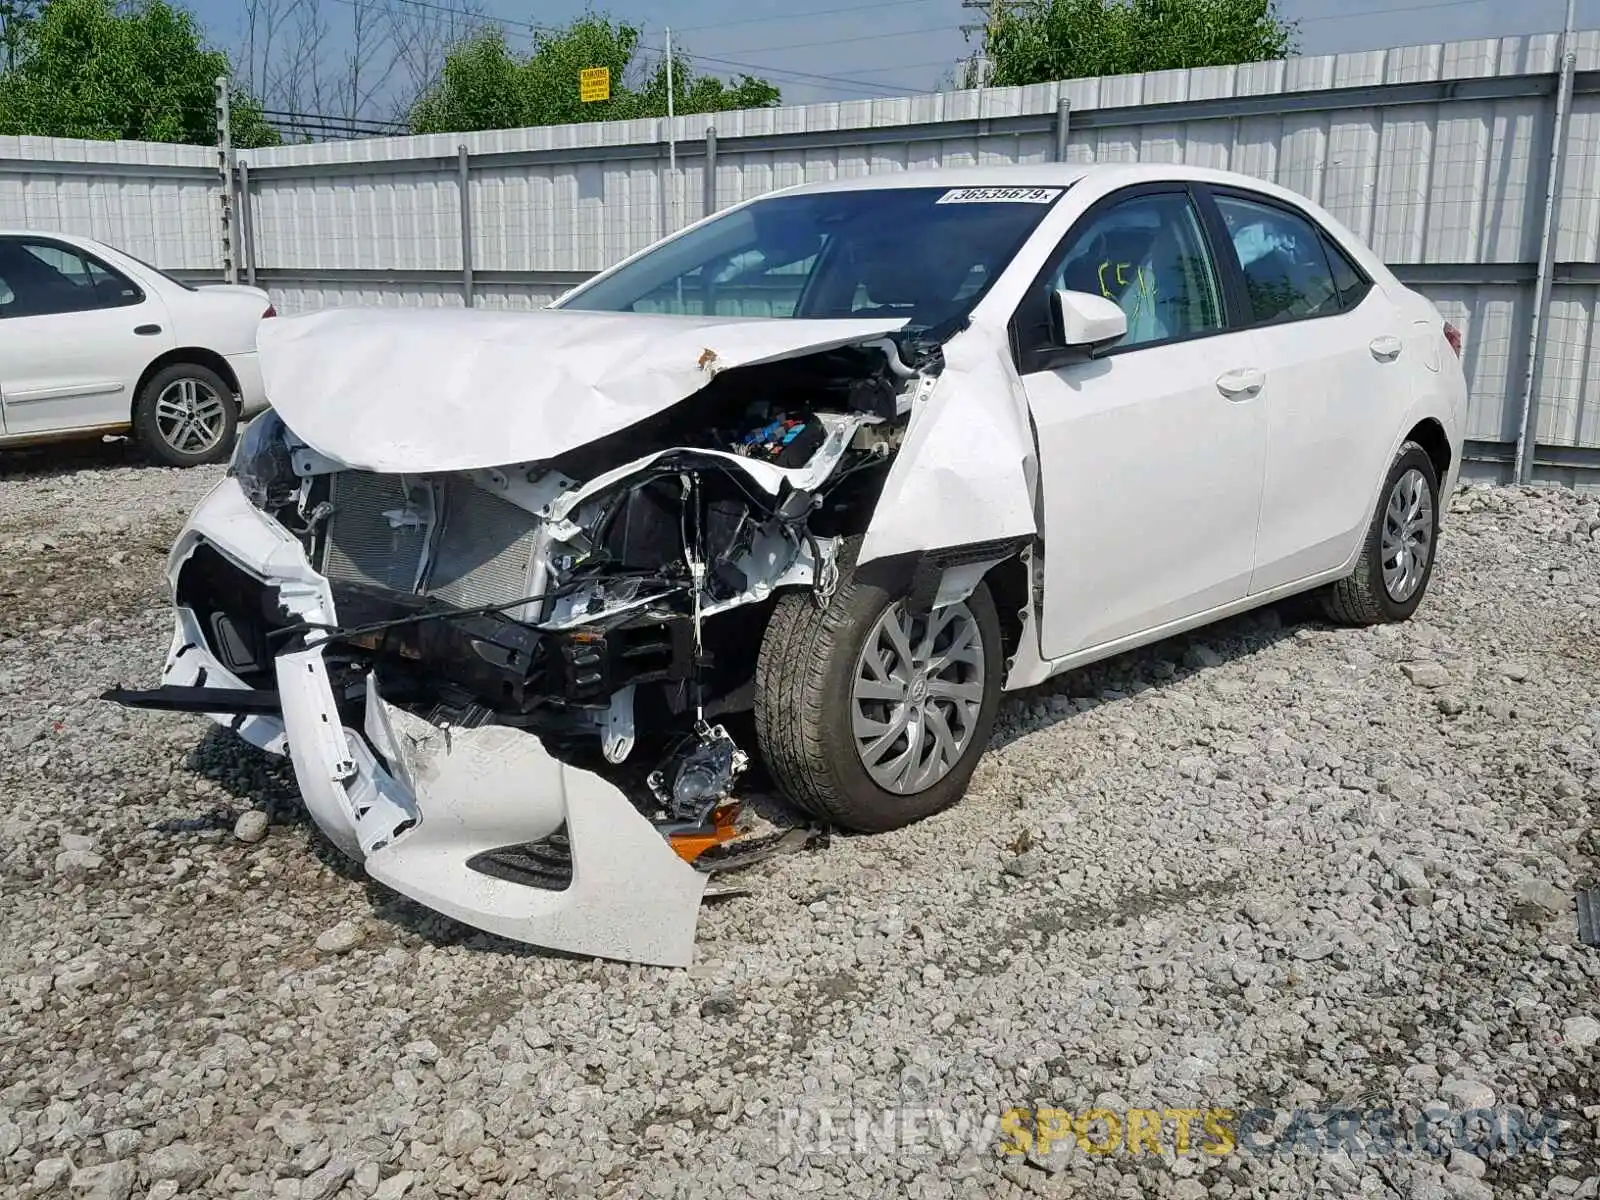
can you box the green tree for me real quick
[0,0,278,147]
[971,0,1295,87]
[410,16,779,135]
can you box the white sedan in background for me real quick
[0,231,274,466]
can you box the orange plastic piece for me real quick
[668,804,739,863]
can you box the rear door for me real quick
[1197,188,1410,593]
[0,237,173,437]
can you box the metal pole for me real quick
[457,144,473,307]
[237,159,256,288]
[214,76,237,285]
[703,125,717,219]
[665,27,677,235]
[1053,97,1071,163]
[1513,0,1577,485]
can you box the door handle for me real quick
[134,324,162,336]
[1215,367,1264,400]
[1369,335,1403,361]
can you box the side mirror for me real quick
[1050,289,1127,350]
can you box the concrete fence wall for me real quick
[2,31,1599,486]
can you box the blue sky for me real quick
[194,0,1598,111]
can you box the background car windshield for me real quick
[560,186,1064,330]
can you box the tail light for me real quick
[262,304,277,319]
[1443,321,1462,357]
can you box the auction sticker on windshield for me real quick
[936,186,1062,204]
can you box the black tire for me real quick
[133,363,239,467]
[753,542,1005,833]
[1320,440,1440,625]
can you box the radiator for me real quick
[323,471,429,594]
[427,478,544,611]
[322,472,543,615]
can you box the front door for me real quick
[0,237,172,436]
[1014,187,1270,659]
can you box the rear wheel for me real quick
[134,363,238,467]
[754,543,1004,833]
[1320,440,1440,625]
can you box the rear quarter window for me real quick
[1321,234,1373,309]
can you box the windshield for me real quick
[558,184,1066,332]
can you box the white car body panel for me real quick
[857,323,1039,565]
[132,163,1466,966]
[1246,292,1408,594]
[1022,326,1271,657]
[0,232,269,445]
[225,349,268,417]
[255,306,907,473]
[0,291,175,436]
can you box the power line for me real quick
[1296,0,1493,22]
[639,43,936,94]
[331,0,928,95]
[672,0,949,34]
[719,23,965,58]
[823,56,974,79]
[260,108,408,128]
[338,0,558,34]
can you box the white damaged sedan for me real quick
[109,164,1467,965]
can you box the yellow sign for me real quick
[579,67,610,103]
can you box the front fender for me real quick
[858,326,1039,566]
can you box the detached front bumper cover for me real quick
[140,478,710,967]
[277,647,709,968]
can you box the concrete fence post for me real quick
[214,76,237,285]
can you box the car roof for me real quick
[0,229,100,240]
[770,162,1308,204]
[0,229,118,255]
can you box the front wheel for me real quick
[134,363,238,467]
[754,545,1004,833]
[1320,439,1440,625]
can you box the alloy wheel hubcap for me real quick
[155,378,227,455]
[851,600,985,794]
[1381,467,1434,602]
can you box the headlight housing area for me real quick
[228,409,297,511]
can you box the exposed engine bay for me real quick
[134,328,944,904]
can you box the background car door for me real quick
[0,237,172,437]
[1199,189,1410,593]
[1014,187,1270,660]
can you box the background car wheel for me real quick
[1320,439,1440,625]
[134,363,238,467]
[754,541,1004,833]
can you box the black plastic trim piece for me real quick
[101,685,282,715]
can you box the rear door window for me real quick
[1212,194,1340,324]
[0,238,143,317]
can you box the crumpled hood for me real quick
[256,306,907,473]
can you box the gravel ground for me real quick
[2,443,1599,1200]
